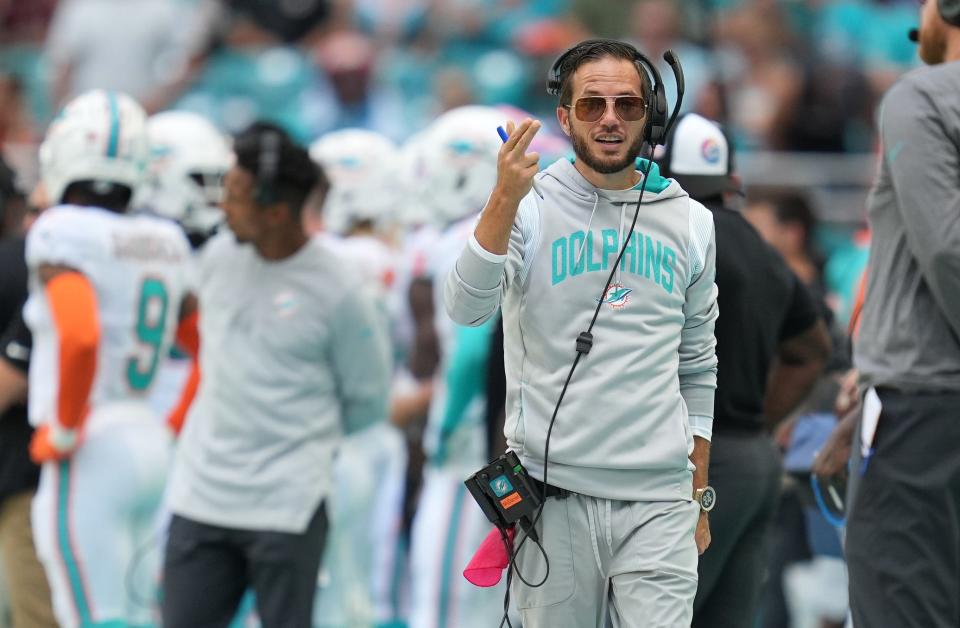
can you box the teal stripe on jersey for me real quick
[57,461,93,625]
[435,319,495,463]
[438,484,468,628]
[106,92,120,158]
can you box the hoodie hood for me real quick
[540,156,686,206]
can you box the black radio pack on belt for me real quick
[464,451,543,541]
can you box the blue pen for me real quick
[497,125,544,199]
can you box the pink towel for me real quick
[463,526,515,587]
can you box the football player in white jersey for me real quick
[407,105,510,628]
[308,128,400,293]
[308,128,408,628]
[392,131,443,373]
[24,90,192,628]
[140,110,232,250]
[138,110,232,422]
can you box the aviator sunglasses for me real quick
[565,96,648,123]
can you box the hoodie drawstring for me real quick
[616,202,629,287]
[604,498,613,552]
[575,192,600,271]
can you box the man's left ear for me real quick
[556,106,571,137]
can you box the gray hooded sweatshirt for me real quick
[444,158,718,502]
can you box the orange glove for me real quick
[166,310,200,437]
[166,361,199,437]
[30,423,81,463]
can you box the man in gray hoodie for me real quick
[445,39,718,627]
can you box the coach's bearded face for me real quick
[558,58,648,176]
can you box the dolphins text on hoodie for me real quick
[444,158,718,502]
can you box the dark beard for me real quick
[919,26,947,65]
[570,129,646,175]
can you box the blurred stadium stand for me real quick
[0,0,902,317]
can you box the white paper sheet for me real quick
[861,387,882,458]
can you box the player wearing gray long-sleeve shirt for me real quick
[167,230,390,532]
[163,126,391,628]
[844,4,960,627]
[855,72,960,392]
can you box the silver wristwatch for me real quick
[694,486,717,513]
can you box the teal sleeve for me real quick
[434,318,496,463]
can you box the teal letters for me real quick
[551,238,566,285]
[586,232,602,272]
[662,247,676,294]
[551,229,677,295]
[601,229,617,271]
[569,231,586,276]
[644,236,661,286]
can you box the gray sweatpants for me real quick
[511,494,700,628]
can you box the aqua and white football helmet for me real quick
[420,105,504,226]
[309,129,399,236]
[394,131,433,227]
[142,111,232,242]
[40,89,149,206]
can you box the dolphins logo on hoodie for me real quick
[599,283,632,310]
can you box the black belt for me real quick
[528,477,571,499]
[875,385,958,397]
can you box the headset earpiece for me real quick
[647,80,668,146]
[940,0,960,27]
[256,131,281,206]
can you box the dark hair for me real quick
[232,123,330,218]
[747,186,820,258]
[0,156,23,236]
[556,40,653,107]
[62,180,133,212]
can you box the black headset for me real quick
[941,0,960,25]
[256,130,282,206]
[546,38,682,147]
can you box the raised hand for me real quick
[495,119,541,207]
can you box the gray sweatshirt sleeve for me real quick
[329,287,391,434]
[444,194,534,326]
[679,204,719,418]
[882,78,960,336]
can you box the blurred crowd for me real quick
[0,0,920,159]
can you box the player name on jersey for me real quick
[112,232,188,263]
